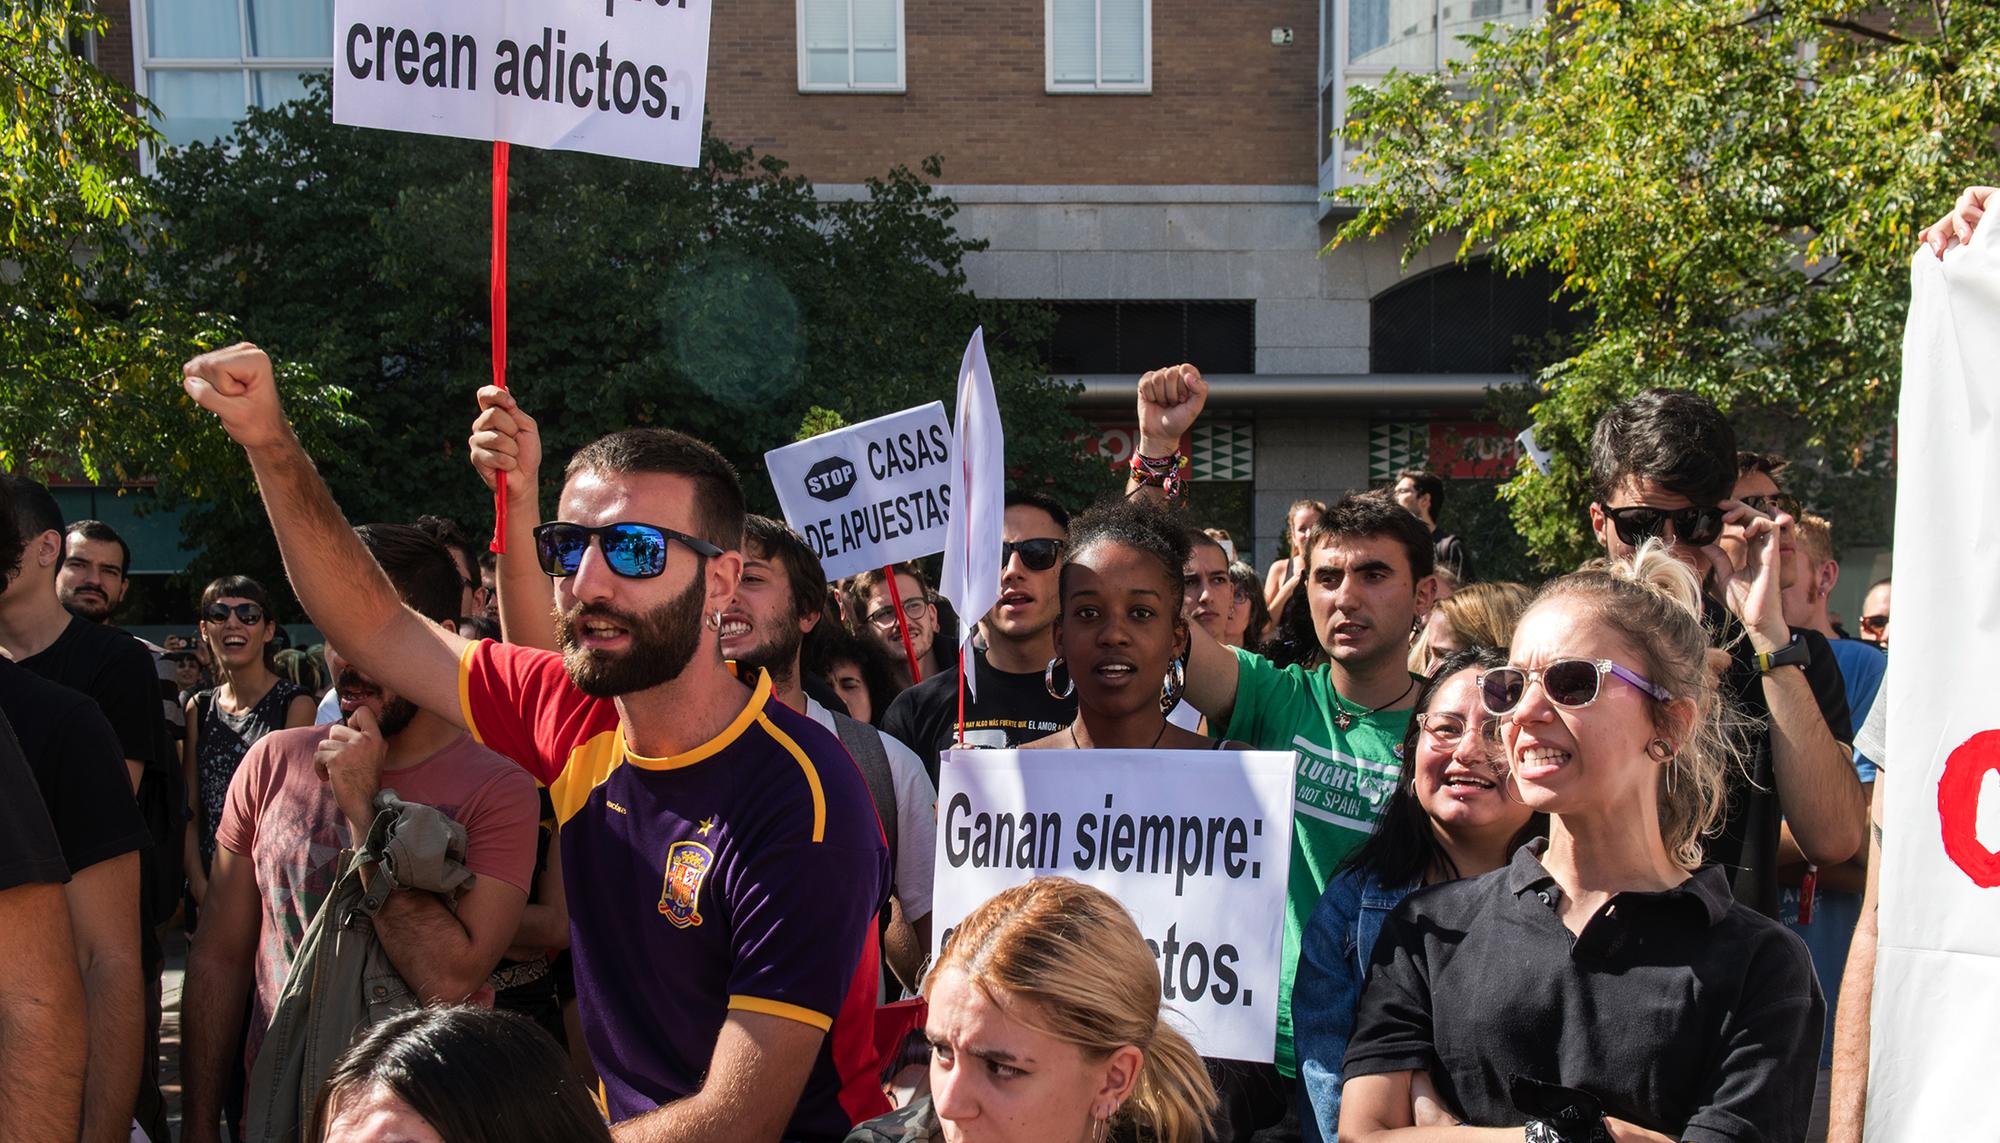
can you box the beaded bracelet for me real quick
[1129,451,1189,503]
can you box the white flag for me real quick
[1866,218,2000,1139]
[939,328,1004,699]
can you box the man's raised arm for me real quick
[183,344,469,724]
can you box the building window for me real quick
[1046,0,1149,93]
[1318,0,1538,200]
[1047,301,1255,375]
[797,0,905,92]
[132,0,333,150]
[1369,261,1584,374]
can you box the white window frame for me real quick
[129,0,332,170]
[1044,0,1152,95]
[795,0,907,94]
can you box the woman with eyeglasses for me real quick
[1294,647,1543,1142]
[183,577,317,907]
[1338,544,1822,1143]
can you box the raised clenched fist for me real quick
[1136,363,1208,457]
[183,342,291,451]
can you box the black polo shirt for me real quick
[1344,840,1822,1143]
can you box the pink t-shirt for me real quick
[215,724,539,1061]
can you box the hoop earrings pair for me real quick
[1045,654,1187,717]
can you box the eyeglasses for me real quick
[1859,614,1888,633]
[1602,505,1725,547]
[1738,493,1800,519]
[867,597,931,629]
[1001,538,1064,572]
[531,522,723,579]
[202,602,265,625]
[1478,658,1673,715]
[1415,711,1502,746]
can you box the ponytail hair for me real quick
[1530,541,1747,867]
[926,878,1218,1143]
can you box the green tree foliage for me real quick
[149,79,1106,592]
[0,2,353,498]
[1331,0,1997,568]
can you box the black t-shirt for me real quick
[0,708,69,892]
[19,614,168,771]
[1345,841,1822,1143]
[0,658,150,876]
[1703,598,1852,917]
[881,646,1076,785]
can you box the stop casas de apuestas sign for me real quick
[765,403,955,581]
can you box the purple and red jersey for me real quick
[458,640,891,1138]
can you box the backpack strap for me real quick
[831,711,899,883]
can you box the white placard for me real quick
[764,403,953,582]
[1866,221,2000,1137]
[332,0,711,167]
[932,749,1296,1063]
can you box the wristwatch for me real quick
[1755,633,1812,674]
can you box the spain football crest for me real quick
[657,840,714,928]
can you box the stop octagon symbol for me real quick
[1938,729,2000,888]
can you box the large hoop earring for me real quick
[1159,655,1186,717]
[1044,656,1074,700]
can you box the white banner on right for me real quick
[1867,218,2000,1140]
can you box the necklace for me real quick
[1069,721,1170,750]
[1329,676,1417,732]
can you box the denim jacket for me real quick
[1294,866,1418,1143]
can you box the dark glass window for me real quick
[1046,301,1256,375]
[1370,261,1586,373]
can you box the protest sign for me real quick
[332,0,712,168]
[931,749,1296,1062]
[1866,222,2000,1137]
[765,403,954,582]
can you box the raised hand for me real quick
[182,342,291,450]
[467,385,543,507]
[1703,500,1790,653]
[1920,186,1997,257]
[1136,363,1208,457]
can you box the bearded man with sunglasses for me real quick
[1587,390,1863,918]
[184,345,891,1143]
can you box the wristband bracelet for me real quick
[1129,451,1189,502]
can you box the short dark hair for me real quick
[743,515,828,622]
[1589,389,1738,508]
[199,575,279,670]
[1058,497,1193,602]
[1184,526,1227,561]
[1004,489,1071,534]
[355,523,462,624]
[64,520,131,575]
[0,478,20,581]
[802,623,901,728]
[1394,469,1446,519]
[1736,450,1789,483]
[1304,492,1436,581]
[3,474,63,548]
[565,429,746,552]
[316,1006,613,1143]
[413,515,481,582]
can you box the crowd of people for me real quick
[0,195,1979,1143]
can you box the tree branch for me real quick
[1811,17,1917,46]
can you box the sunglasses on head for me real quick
[531,522,723,580]
[1001,538,1064,572]
[1602,504,1724,547]
[203,602,265,625]
[1478,657,1673,715]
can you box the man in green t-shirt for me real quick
[1127,364,1438,1080]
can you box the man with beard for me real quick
[187,345,890,1143]
[1123,365,1439,1090]
[58,519,190,744]
[179,523,538,1143]
[725,516,936,995]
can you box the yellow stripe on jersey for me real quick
[729,995,834,1031]
[546,671,780,826]
[756,712,827,843]
[622,670,772,771]
[457,640,485,746]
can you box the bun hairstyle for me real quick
[927,878,1218,1143]
[1059,497,1194,608]
[1531,541,1745,867]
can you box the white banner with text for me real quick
[332,0,711,167]
[765,403,953,581]
[932,749,1296,1062]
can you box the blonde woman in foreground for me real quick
[847,878,1217,1143]
[1339,542,1823,1143]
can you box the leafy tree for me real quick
[149,79,1108,596]
[1331,0,1997,568]
[0,2,353,503]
